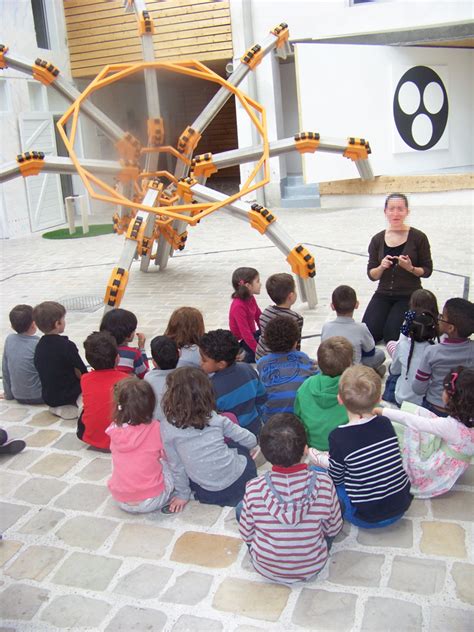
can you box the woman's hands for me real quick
[397,254,414,273]
[380,255,394,270]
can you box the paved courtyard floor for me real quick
[0,197,472,631]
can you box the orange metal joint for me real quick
[191,153,217,179]
[343,137,371,161]
[160,224,188,251]
[177,177,197,203]
[138,10,155,36]
[295,131,320,154]
[126,215,146,243]
[0,44,8,69]
[241,44,264,70]
[286,245,316,279]
[33,58,60,85]
[177,126,201,155]
[116,133,142,162]
[271,23,289,48]
[118,160,140,183]
[104,267,129,308]
[147,117,164,146]
[16,151,45,177]
[249,203,277,235]
[112,213,131,235]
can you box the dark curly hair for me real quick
[100,308,137,345]
[231,267,259,300]
[113,377,155,426]
[199,329,240,365]
[161,366,214,429]
[260,413,307,467]
[84,331,117,370]
[264,316,300,353]
[443,367,474,428]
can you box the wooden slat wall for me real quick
[64,0,234,78]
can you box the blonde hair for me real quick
[338,365,381,415]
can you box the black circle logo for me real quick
[393,66,448,151]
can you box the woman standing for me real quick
[362,193,433,344]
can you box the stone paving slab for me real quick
[0,199,472,631]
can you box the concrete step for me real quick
[280,175,320,208]
[280,195,320,208]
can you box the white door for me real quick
[19,113,65,231]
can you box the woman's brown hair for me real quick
[164,307,205,348]
[161,367,214,429]
[113,376,155,426]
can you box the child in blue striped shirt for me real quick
[257,316,315,418]
[199,329,266,437]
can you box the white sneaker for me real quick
[48,405,79,420]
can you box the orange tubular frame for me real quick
[57,60,270,227]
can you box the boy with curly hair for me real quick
[199,329,266,437]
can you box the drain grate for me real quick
[57,295,104,313]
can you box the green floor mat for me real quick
[42,224,114,239]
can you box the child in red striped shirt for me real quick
[238,413,342,584]
[100,308,149,378]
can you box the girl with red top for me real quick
[106,377,174,513]
[229,267,262,363]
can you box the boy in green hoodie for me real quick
[294,336,353,450]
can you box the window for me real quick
[31,0,50,49]
[28,81,47,111]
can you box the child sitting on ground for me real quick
[77,331,127,450]
[383,288,439,405]
[229,267,262,363]
[100,308,148,378]
[255,273,303,361]
[144,335,179,422]
[164,306,205,369]
[257,316,315,418]
[199,329,266,437]
[33,301,87,419]
[2,304,43,404]
[239,413,342,584]
[160,366,258,511]
[310,365,413,528]
[294,337,353,450]
[413,298,474,415]
[376,366,474,498]
[107,377,174,514]
[321,285,385,376]
[389,311,438,406]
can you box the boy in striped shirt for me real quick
[310,365,412,528]
[239,413,342,584]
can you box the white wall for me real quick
[297,43,473,182]
[241,0,473,41]
[0,0,72,237]
[229,0,473,195]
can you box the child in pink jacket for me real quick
[106,377,173,513]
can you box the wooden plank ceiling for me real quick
[64,0,234,78]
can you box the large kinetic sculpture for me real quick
[0,1,374,311]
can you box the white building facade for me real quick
[230,0,474,206]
